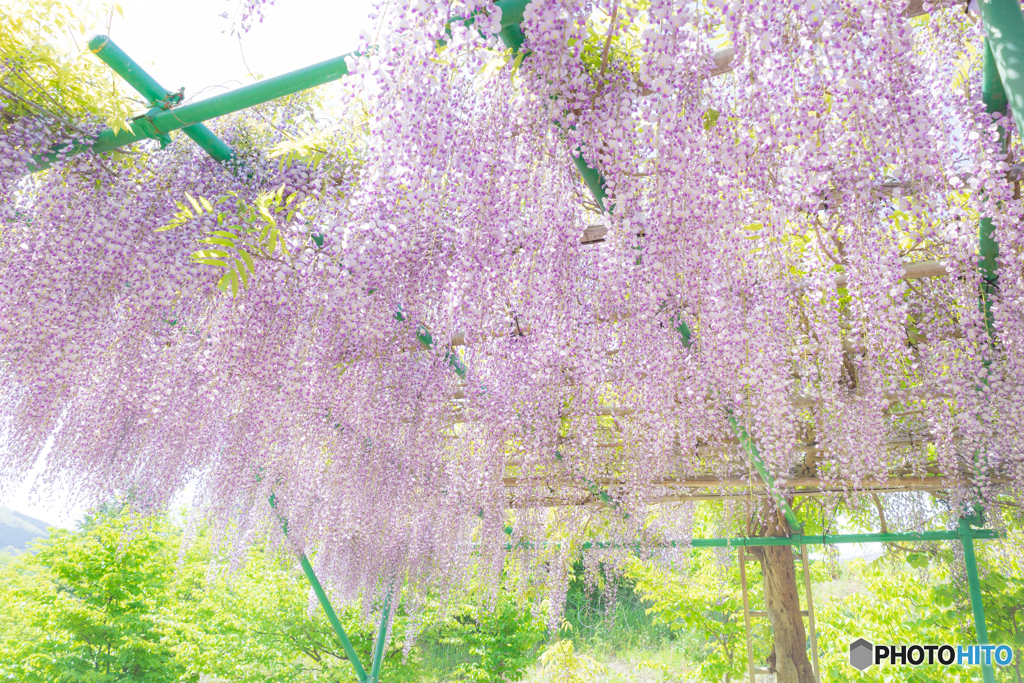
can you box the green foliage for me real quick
[534,635,607,683]
[158,185,302,297]
[813,558,974,683]
[0,512,185,682]
[164,541,422,683]
[0,508,549,683]
[0,0,133,132]
[924,554,1024,681]
[578,1,647,85]
[629,551,772,682]
[437,595,546,682]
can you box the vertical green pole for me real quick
[978,39,1009,342]
[960,518,995,683]
[962,33,1010,682]
[368,586,394,682]
[976,0,1024,140]
[269,494,369,682]
[298,554,371,682]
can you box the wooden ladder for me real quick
[738,546,820,682]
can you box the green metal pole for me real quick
[86,35,234,163]
[674,318,802,531]
[979,38,1010,342]
[31,47,361,170]
[572,153,608,212]
[298,553,371,683]
[960,517,995,683]
[727,411,803,532]
[501,528,1001,551]
[976,0,1024,140]
[268,494,369,682]
[961,29,1011,677]
[495,0,532,28]
[571,528,1002,549]
[368,586,394,683]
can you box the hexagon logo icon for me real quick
[850,638,874,671]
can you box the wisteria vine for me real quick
[1,0,1022,630]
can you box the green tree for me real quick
[0,511,185,682]
[629,550,772,683]
[163,538,424,683]
[435,594,545,682]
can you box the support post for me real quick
[739,546,756,683]
[978,39,1009,340]
[269,494,369,682]
[799,545,820,683]
[976,0,1024,140]
[960,517,995,683]
[298,553,371,683]
[368,586,394,683]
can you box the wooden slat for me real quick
[503,474,974,491]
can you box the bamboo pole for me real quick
[739,546,757,683]
[800,545,820,683]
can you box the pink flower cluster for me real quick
[1,0,1021,627]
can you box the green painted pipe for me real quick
[87,49,358,156]
[727,411,803,532]
[572,153,608,212]
[979,38,1010,343]
[496,0,532,28]
[268,494,369,682]
[976,0,1024,141]
[368,587,393,682]
[87,35,234,163]
[298,553,371,683]
[31,47,361,170]
[674,318,803,531]
[960,517,996,683]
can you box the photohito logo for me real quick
[849,639,1014,671]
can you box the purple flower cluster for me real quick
[1,0,1021,629]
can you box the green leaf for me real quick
[193,249,230,258]
[235,260,249,288]
[217,272,232,293]
[702,108,719,131]
[238,250,256,275]
[186,193,201,213]
[200,237,236,249]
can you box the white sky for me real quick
[1,0,374,528]
[99,0,377,105]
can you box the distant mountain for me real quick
[0,506,52,552]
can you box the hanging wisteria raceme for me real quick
[1,0,1022,628]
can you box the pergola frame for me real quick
[26,0,1024,680]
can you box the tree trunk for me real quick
[750,510,816,683]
